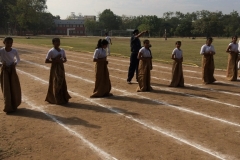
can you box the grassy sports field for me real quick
[3,36,234,69]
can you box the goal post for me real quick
[67,28,75,36]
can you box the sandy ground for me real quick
[0,43,240,160]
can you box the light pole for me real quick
[165,29,167,40]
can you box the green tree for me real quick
[99,9,122,30]
[138,24,150,32]
[85,19,98,35]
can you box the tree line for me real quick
[0,0,58,35]
[0,1,240,37]
[86,9,240,37]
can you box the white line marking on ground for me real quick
[22,51,240,88]
[17,66,240,128]
[24,58,240,105]
[21,56,240,97]
[63,50,235,79]
[21,59,240,109]
[18,69,230,160]
[22,95,117,160]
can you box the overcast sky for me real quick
[46,0,240,19]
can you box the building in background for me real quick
[53,15,96,36]
[54,19,85,36]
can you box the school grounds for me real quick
[0,37,240,160]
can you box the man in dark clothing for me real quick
[127,29,148,84]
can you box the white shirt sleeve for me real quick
[139,47,144,53]
[46,49,52,59]
[172,48,176,55]
[211,45,216,53]
[62,49,66,58]
[200,45,205,55]
[15,49,20,64]
[93,49,99,59]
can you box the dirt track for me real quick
[1,43,240,160]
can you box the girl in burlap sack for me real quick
[169,41,184,87]
[0,37,21,113]
[45,38,71,104]
[90,39,112,98]
[200,37,216,84]
[137,39,153,92]
[226,36,239,81]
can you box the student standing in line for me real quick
[200,37,216,84]
[90,39,112,98]
[127,29,148,84]
[0,37,21,113]
[169,41,184,87]
[45,38,71,104]
[105,33,112,56]
[137,39,153,92]
[226,36,239,81]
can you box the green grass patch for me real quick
[3,36,233,69]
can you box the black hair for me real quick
[206,37,213,42]
[175,41,181,45]
[96,39,108,49]
[133,29,139,34]
[143,39,149,44]
[52,38,60,43]
[105,33,108,36]
[4,37,13,43]
[232,35,238,39]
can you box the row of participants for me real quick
[0,35,239,113]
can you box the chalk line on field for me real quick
[21,57,240,111]
[17,63,240,129]
[22,95,117,160]
[63,50,233,79]
[18,69,230,160]
[21,59,240,109]
[21,55,240,98]
[22,52,240,88]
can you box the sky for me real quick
[46,0,240,19]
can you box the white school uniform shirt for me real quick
[172,48,183,59]
[93,48,107,59]
[0,47,20,66]
[46,48,66,59]
[139,47,152,58]
[105,36,111,44]
[200,44,215,55]
[228,42,239,52]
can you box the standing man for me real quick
[127,29,148,84]
[105,33,112,56]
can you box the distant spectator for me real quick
[105,33,112,56]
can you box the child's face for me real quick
[207,39,212,45]
[232,37,237,43]
[144,41,150,48]
[4,40,13,48]
[103,44,108,49]
[176,43,181,48]
[53,41,60,48]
